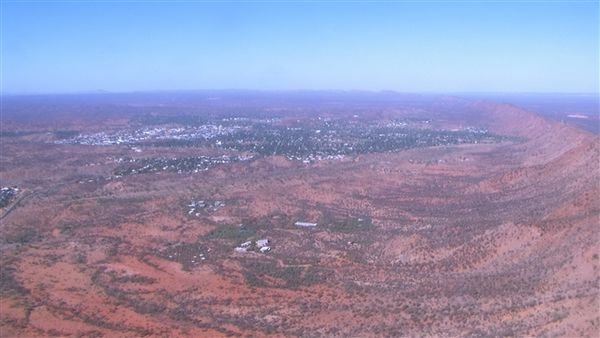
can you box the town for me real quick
[58,115,507,171]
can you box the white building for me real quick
[256,239,270,248]
[295,221,317,227]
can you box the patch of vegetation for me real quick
[133,114,207,126]
[4,227,38,244]
[0,264,28,295]
[53,130,80,139]
[114,274,156,285]
[133,300,166,315]
[242,259,326,289]
[0,130,36,138]
[97,195,147,204]
[204,224,257,241]
[320,214,373,233]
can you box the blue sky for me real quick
[1,1,598,94]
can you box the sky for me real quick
[1,1,598,94]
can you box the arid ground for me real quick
[1,93,598,337]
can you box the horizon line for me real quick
[2,89,599,97]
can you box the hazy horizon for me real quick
[2,1,598,95]
[2,89,600,97]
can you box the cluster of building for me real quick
[55,125,244,146]
[286,154,346,164]
[187,199,225,216]
[234,238,271,253]
[213,117,499,162]
[161,242,211,268]
[0,187,18,208]
[112,155,253,177]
